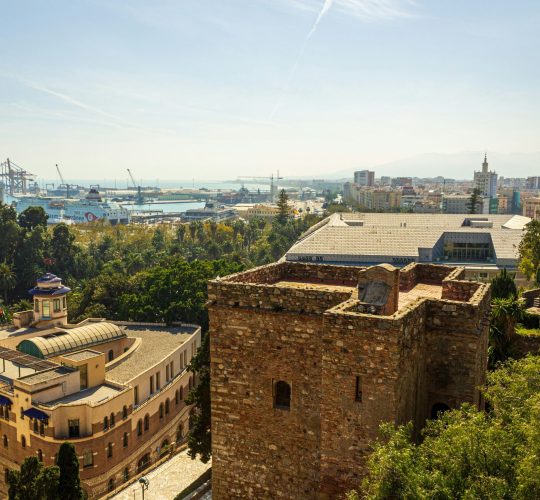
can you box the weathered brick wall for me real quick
[442,279,482,302]
[210,305,324,499]
[423,287,490,417]
[318,310,402,497]
[208,281,351,315]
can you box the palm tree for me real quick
[0,261,16,304]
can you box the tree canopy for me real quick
[351,355,540,500]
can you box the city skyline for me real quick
[1,1,539,180]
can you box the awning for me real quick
[0,396,12,406]
[23,408,49,421]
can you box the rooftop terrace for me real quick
[106,323,196,384]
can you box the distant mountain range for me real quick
[321,151,540,180]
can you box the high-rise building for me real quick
[526,177,540,190]
[474,154,498,198]
[354,170,375,187]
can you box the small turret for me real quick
[28,273,71,328]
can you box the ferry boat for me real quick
[13,187,131,224]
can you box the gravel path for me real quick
[111,450,211,500]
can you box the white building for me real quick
[354,170,375,187]
[474,154,498,198]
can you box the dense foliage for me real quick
[518,219,540,280]
[490,268,517,300]
[349,355,540,500]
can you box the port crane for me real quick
[0,158,35,195]
[55,163,79,198]
[126,168,144,205]
[238,171,284,202]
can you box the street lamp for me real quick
[139,476,149,500]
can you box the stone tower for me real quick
[208,262,490,499]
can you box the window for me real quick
[110,412,115,427]
[156,372,161,390]
[165,399,170,415]
[137,454,150,473]
[122,406,128,419]
[21,436,26,448]
[103,416,109,431]
[33,419,39,433]
[159,403,164,419]
[137,419,142,436]
[42,300,50,318]
[149,376,154,394]
[53,298,61,313]
[20,407,24,420]
[108,350,114,362]
[134,386,139,405]
[183,351,187,368]
[62,296,67,309]
[176,424,183,441]
[37,449,43,462]
[274,381,291,410]
[431,402,451,420]
[355,376,362,402]
[170,361,174,378]
[107,442,113,458]
[166,365,170,381]
[144,414,149,431]
[123,432,128,448]
[68,419,80,438]
[34,300,39,313]
[3,435,7,448]
[79,363,88,390]
[108,479,115,492]
[179,386,183,402]
[39,422,44,435]
[123,468,129,482]
[83,451,93,468]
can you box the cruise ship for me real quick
[14,188,131,224]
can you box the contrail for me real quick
[306,0,334,40]
[269,0,334,119]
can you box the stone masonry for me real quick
[208,262,491,499]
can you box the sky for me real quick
[0,0,539,181]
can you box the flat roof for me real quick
[39,383,123,406]
[60,349,102,362]
[286,213,530,264]
[106,324,196,384]
[18,366,74,386]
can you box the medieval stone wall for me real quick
[209,305,324,499]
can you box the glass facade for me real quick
[443,242,492,261]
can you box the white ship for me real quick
[14,188,131,224]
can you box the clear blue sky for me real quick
[1,0,539,180]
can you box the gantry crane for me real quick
[0,158,35,195]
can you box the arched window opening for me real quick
[274,381,291,410]
[137,419,142,436]
[175,390,179,405]
[21,436,26,448]
[103,416,109,431]
[165,398,170,415]
[160,439,169,457]
[33,419,39,433]
[179,386,183,402]
[144,414,149,431]
[37,449,43,462]
[110,412,115,427]
[107,442,113,458]
[431,402,451,419]
[159,403,164,419]
[122,405,128,419]
[108,478,115,492]
[123,432,128,448]
[123,468,129,482]
[108,350,114,362]
[2,435,7,448]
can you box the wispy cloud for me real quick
[269,0,417,119]
[281,0,417,21]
